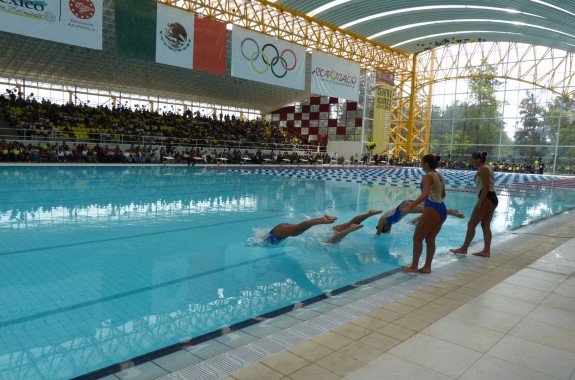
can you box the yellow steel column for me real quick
[406,54,418,159]
[420,49,434,156]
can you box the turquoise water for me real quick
[0,166,573,379]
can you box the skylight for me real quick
[307,0,352,17]
[339,5,543,29]
[530,0,575,17]
[367,19,575,41]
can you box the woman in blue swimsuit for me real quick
[400,154,447,273]
[376,201,464,235]
[264,210,383,245]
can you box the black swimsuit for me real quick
[479,189,499,208]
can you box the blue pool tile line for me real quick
[228,168,574,192]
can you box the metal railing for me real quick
[0,127,321,154]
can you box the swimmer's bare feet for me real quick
[418,267,431,273]
[325,224,363,243]
[450,248,467,255]
[323,214,337,223]
[401,266,418,273]
[348,223,363,232]
[321,214,337,224]
[472,251,491,257]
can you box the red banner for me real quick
[194,16,227,75]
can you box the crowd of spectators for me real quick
[0,93,564,173]
[0,92,302,148]
[0,138,334,165]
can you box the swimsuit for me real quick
[479,189,499,208]
[264,223,289,245]
[475,166,499,208]
[421,172,448,222]
[384,200,413,225]
[424,199,448,222]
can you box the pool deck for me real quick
[96,208,575,380]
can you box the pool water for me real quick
[0,166,573,379]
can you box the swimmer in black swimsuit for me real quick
[450,151,498,257]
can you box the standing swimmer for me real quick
[450,151,498,257]
[400,154,447,273]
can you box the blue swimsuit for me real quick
[264,223,289,245]
[424,199,448,222]
[385,200,413,225]
[420,177,448,222]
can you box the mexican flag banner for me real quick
[115,0,226,75]
[155,3,194,69]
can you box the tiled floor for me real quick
[108,211,575,380]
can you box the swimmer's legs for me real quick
[326,224,363,244]
[272,214,337,238]
[332,210,382,232]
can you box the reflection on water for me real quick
[0,166,574,379]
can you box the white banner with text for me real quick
[311,50,360,101]
[0,0,103,49]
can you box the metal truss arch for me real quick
[159,0,412,75]
[389,42,575,160]
[416,42,575,99]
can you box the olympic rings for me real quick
[240,38,298,78]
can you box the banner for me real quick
[193,16,226,76]
[311,50,360,101]
[156,3,194,69]
[0,0,103,49]
[373,70,395,153]
[231,26,306,90]
[116,0,226,75]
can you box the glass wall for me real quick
[426,43,575,174]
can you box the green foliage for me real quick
[430,61,507,157]
[513,92,547,158]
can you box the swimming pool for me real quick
[0,166,573,379]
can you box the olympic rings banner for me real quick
[0,0,103,49]
[231,26,306,90]
[311,50,360,101]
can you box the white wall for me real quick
[326,141,364,160]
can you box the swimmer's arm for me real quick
[402,175,432,213]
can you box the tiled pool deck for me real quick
[99,209,575,380]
